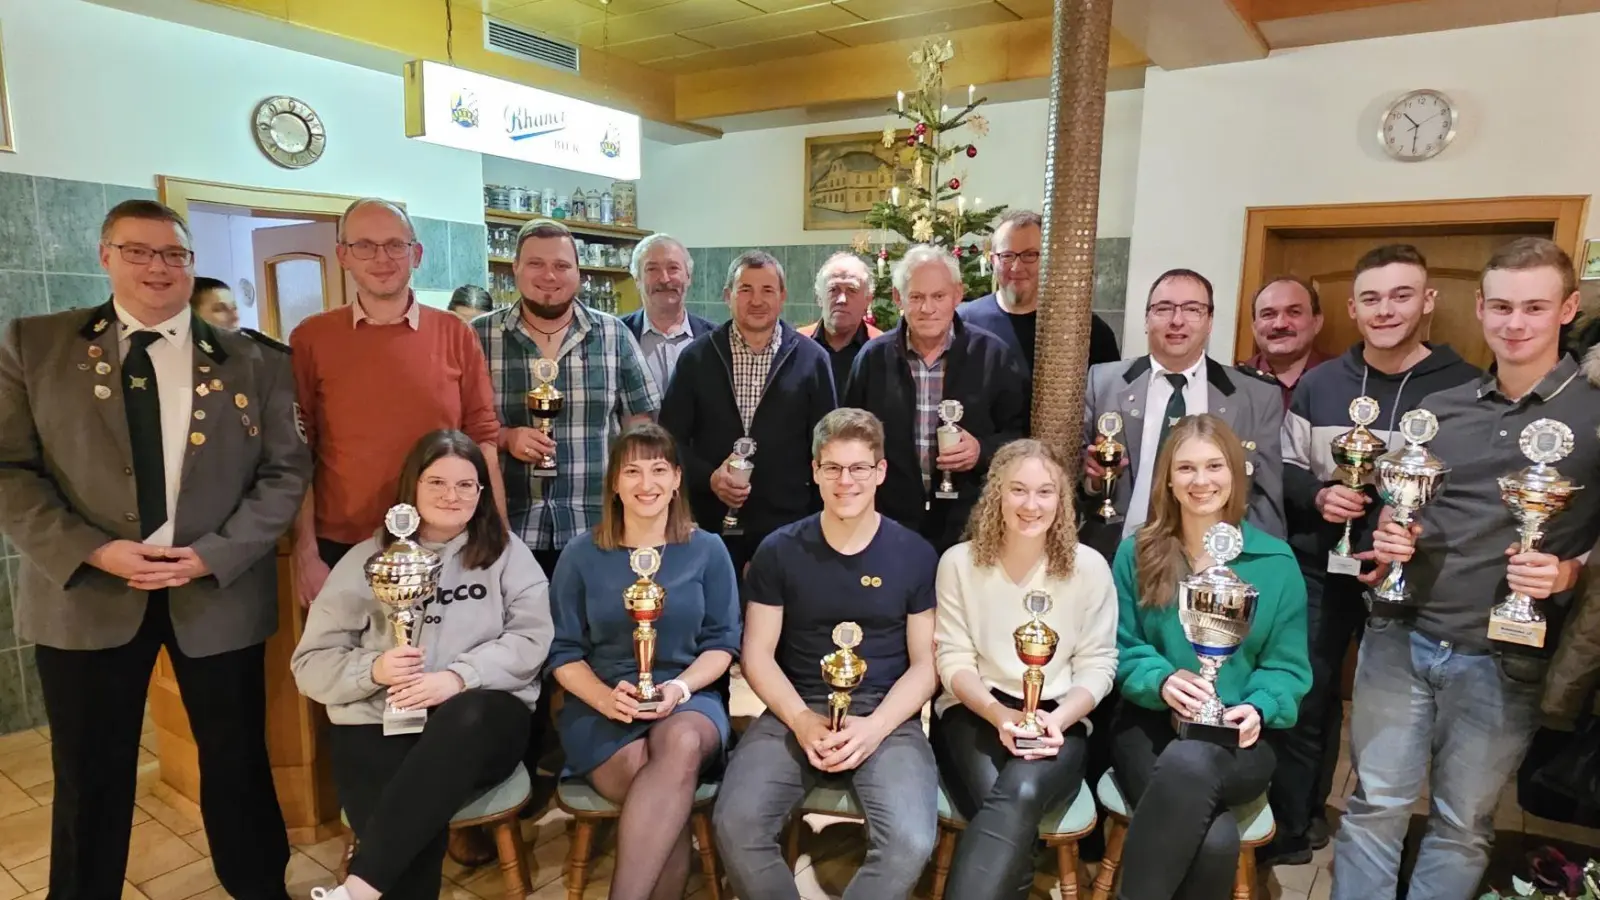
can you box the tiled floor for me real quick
[0,694,1595,900]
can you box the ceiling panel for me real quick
[496,0,613,40]
[568,0,687,14]
[648,32,847,69]
[1256,0,1562,47]
[739,0,844,12]
[605,32,718,60]
[993,0,1051,18]
[681,2,864,47]
[573,0,761,45]
[836,0,988,21]
[822,1,1016,46]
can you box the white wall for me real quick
[1125,12,1600,359]
[0,0,483,223]
[640,90,1145,246]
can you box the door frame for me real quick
[1233,195,1590,361]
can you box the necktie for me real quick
[123,331,165,538]
[1156,372,1188,456]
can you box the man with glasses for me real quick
[844,245,1028,554]
[0,200,310,898]
[290,198,505,605]
[797,252,882,394]
[620,232,715,391]
[1080,268,1284,558]
[958,210,1121,377]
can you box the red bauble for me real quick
[864,313,876,326]
[953,246,963,258]
[914,122,927,135]
[878,249,889,259]
[966,145,978,158]
[906,135,918,147]
[948,177,961,190]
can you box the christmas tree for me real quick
[852,38,1008,329]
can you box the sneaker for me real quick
[1257,839,1313,868]
[1308,818,1330,851]
[310,888,351,900]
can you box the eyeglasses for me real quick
[993,250,1041,265]
[1148,302,1212,322]
[106,243,194,268]
[342,240,416,260]
[420,477,481,498]
[817,462,878,481]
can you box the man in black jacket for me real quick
[844,244,1029,553]
[660,249,836,572]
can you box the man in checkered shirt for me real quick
[471,218,659,577]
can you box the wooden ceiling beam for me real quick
[1111,0,1268,69]
[1247,0,1425,21]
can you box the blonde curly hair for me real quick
[962,439,1078,578]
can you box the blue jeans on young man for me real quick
[1331,618,1543,900]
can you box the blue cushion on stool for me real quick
[794,786,863,818]
[1095,769,1274,844]
[557,779,719,814]
[938,779,1096,836]
[340,763,533,830]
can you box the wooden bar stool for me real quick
[556,779,723,900]
[337,762,534,900]
[1089,769,1276,900]
[931,780,1099,900]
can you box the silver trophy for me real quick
[363,504,445,736]
[1328,396,1387,575]
[1176,523,1258,746]
[1370,409,1449,607]
[935,400,964,500]
[722,437,757,536]
[1489,419,1582,648]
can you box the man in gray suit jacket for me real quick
[1079,268,1285,561]
[0,200,310,899]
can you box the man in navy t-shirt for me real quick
[713,407,940,900]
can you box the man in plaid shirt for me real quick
[472,218,658,576]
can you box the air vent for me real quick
[485,18,580,74]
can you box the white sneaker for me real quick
[310,887,352,900]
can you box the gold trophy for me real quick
[1489,419,1582,648]
[1012,591,1059,751]
[1371,409,1449,607]
[820,622,867,731]
[934,400,964,500]
[363,504,444,737]
[721,437,757,536]
[623,547,667,711]
[526,357,563,477]
[1093,412,1127,522]
[1328,396,1388,575]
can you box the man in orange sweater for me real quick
[797,251,882,397]
[290,198,505,604]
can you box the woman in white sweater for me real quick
[933,439,1119,900]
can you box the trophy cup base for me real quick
[721,517,745,537]
[1014,735,1049,750]
[1487,615,1546,648]
[634,699,663,713]
[533,467,557,479]
[1326,552,1362,577]
[934,490,958,500]
[1097,509,1124,524]
[383,707,428,737]
[1175,717,1240,747]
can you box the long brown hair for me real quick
[963,439,1077,579]
[1133,415,1249,608]
[594,422,696,551]
[390,430,507,570]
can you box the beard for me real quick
[523,294,573,321]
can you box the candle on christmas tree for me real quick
[897,90,904,112]
[968,84,975,105]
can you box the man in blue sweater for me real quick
[659,250,836,574]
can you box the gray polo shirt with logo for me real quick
[1398,355,1600,653]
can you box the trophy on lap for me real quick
[623,547,668,712]
[821,622,867,731]
[1175,523,1258,746]
[364,504,444,737]
[1012,591,1059,751]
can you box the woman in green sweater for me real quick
[1109,414,1310,900]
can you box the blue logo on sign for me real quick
[505,107,567,141]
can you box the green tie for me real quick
[1156,372,1187,456]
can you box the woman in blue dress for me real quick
[549,422,741,900]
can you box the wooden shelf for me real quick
[488,257,630,276]
[484,208,649,240]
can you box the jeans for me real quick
[933,703,1087,900]
[1269,570,1366,847]
[1331,619,1543,900]
[713,700,939,900]
[331,690,529,899]
[1110,704,1276,900]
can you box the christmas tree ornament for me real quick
[912,217,935,242]
[882,126,897,148]
[948,177,961,190]
[906,135,917,148]
[914,122,927,136]
[966,145,978,158]
[953,246,963,258]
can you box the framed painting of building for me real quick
[804,130,911,231]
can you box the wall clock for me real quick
[253,96,326,169]
[1378,89,1457,162]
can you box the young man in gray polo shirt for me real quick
[1333,237,1600,900]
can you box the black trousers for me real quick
[331,689,529,898]
[318,538,355,570]
[933,702,1088,900]
[1110,704,1276,900]
[1268,570,1366,847]
[523,547,563,795]
[35,592,290,900]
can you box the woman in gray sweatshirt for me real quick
[292,430,553,900]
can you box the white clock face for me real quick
[1380,90,1456,161]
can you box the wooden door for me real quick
[1269,229,1551,371]
[252,221,354,340]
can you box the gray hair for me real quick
[995,209,1042,234]
[338,197,416,242]
[724,249,786,295]
[814,252,875,303]
[630,233,694,281]
[891,244,961,295]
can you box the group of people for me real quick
[0,190,1596,900]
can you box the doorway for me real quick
[187,203,354,340]
[1235,196,1590,369]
